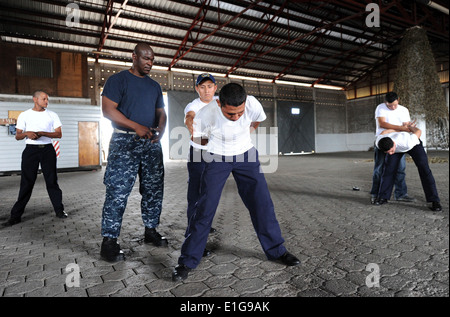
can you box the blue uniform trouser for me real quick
[371,146,407,199]
[179,147,287,269]
[101,133,164,238]
[378,141,440,203]
[186,146,206,235]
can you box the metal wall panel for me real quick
[0,95,102,173]
[166,90,197,160]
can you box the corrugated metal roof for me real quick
[0,0,448,88]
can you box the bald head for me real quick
[33,90,47,98]
[131,43,155,76]
[133,43,153,56]
[32,90,49,111]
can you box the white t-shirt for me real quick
[16,108,62,145]
[184,96,218,150]
[376,132,420,153]
[375,103,411,136]
[193,95,266,156]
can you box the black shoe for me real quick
[203,248,212,257]
[144,227,168,247]
[100,237,125,262]
[56,211,68,218]
[278,251,300,266]
[2,217,21,227]
[430,202,442,212]
[375,198,388,206]
[210,227,217,234]
[370,197,377,204]
[172,264,191,281]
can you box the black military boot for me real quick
[100,237,125,262]
[144,227,168,247]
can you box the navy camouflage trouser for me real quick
[101,133,164,238]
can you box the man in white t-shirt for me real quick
[184,73,218,245]
[173,83,299,281]
[3,91,66,227]
[371,92,414,203]
[375,127,442,212]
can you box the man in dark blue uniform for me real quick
[100,43,167,262]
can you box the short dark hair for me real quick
[133,42,152,56]
[385,92,399,103]
[378,137,394,152]
[219,83,247,107]
[33,90,47,98]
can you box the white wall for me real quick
[316,132,375,153]
[0,94,102,173]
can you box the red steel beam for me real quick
[168,0,266,68]
[225,0,288,76]
[169,0,211,70]
[96,0,115,60]
[231,8,369,75]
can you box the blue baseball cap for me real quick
[196,73,216,85]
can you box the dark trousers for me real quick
[378,141,440,203]
[179,148,287,269]
[371,146,407,199]
[186,146,206,233]
[10,144,64,219]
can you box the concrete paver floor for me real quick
[0,151,448,298]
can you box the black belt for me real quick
[27,144,51,148]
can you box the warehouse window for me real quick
[291,107,300,115]
[16,57,53,78]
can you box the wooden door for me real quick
[78,121,100,167]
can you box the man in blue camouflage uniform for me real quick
[100,43,167,262]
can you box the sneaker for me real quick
[395,195,415,202]
[144,227,168,247]
[100,237,125,262]
[430,202,442,212]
